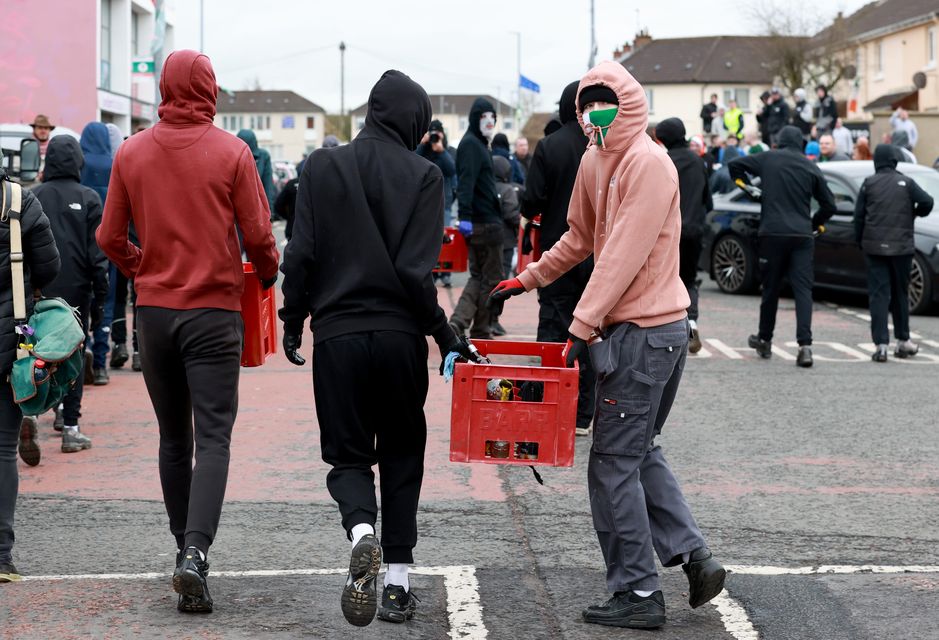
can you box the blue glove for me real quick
[458,220,473,237]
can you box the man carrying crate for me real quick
[279,70,471,628]
[490,61,726,630]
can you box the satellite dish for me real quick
[843,65,857,80]
[913,72,927,89]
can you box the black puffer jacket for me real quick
[0,182,61,373]
[854,144,934,255]
[655,117,712,239]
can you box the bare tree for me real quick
[749,1,852,94]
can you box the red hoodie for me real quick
[97,50,279,311]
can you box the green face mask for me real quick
[585,107,617,147]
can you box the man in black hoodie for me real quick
[854,144,934,362]
[655,118,712,354]
[31,136,108,453]
[280,70,470,628]
[520,80,595,435]
[729,125,837,367]
[449,98,504,339]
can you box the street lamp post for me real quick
[339,41,346,137]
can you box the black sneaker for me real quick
[895,340,919,359]
[341,534,382,627]
[797,346,813,368]
[683,547,727,608]
[688,325,702,354]
[491,321,507,337]
[93,367,110,386]
[377,584,418,623]
[582,590,666,628]
[53,405,64,432]
[872,345,888,363]
[110,343,129,368]
[0,561,22,583]
[747,334,772,359]
[131,352,142,372]
[173,547,213,613]
[18,416,40,467]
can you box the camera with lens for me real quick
[428,132,442,145]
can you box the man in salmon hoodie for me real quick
[490,61,725,629]
[97,50,279,613]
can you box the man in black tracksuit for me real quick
[655,118,712,354]
[765,89,791,147]
[280,70,470,628]
[729,125,837,367]
[520,80,595,434]
[854,144,934,362]
[31,136,108,453]
[449,98,504,339]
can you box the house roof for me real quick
[349,94,515,117]
[863,88,919,111]
[617,36,796,85]
[813,0,939,46]
[216,90,325,114]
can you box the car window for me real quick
[826,179,855,207]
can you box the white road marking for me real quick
[712,591,759,640]
[689,345,713,358]
[923,340,939,349]
[705,338,744,359]
[770,345,796,361]
[725,564,939,575]
[24,565,487,639]
[786,341,868,362]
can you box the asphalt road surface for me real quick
[3,238,938,639]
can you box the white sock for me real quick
[184,547,206,561]
[634,589,654,597]
[688,319,697,330]
[384,563,409,590]
[64,425,79,432]
[350,523,374,547]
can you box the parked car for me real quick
[0,123,80,152]
[272,160,297,193]
[702,161,939,314]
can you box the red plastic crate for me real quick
[240,263,278,367]
[433,227,468,273]
[450,340,578,467]
[516,217,542,274]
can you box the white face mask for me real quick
[479,112,496,139]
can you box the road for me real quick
[3,236,938,639]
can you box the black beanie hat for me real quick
[491,133,510,150]
[654,118,687,150]
[578,84,618,112]
[429,119,444,132]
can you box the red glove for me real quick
[562,335,587,368]
[487,277,526,313]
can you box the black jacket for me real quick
[729,126,837,237]
[273,177,299,240]
[816,93,838,132]
[765,99,791,137]
[279,70,449,346]
[416,142,456,211]
[854,145,934,256]
[520,81,587,252]
[656,117,712,239]
[0,182,60,373]
[31,136,109,306]
[456,98,501,225]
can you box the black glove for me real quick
[442,232,453,245]
[433,325,475,375]
[90,302,104,331]
[563,335,587,369]
[261,274,278,290]
[283,329,306,366]
[521,228,534,255]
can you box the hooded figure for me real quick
[491,133,525,185]
[280,70,468,626]
[455,98,501,227]
[237,129,276,209]
[854,143,933,360]
[79,122,113,204]
[31,135,109,451]
[106,123,124,158]
[97,50,279,614]
[492,154,521,284]
[491,61,727,628]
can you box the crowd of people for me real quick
[0,47,933,635]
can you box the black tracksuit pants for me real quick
[313,330,428,565]
[136,306,244,553]
[865,254,913,345]
[678,236,703,322]
[757,236,814,346]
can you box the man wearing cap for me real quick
[765,89,791,147]
[30,115,55,181]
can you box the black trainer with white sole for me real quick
[582,590,666,628]
[173,547,213,613]
[341,534,382,627]
[683,546,726,608]
[377,584,418,623]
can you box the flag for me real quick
[519,75,540,93]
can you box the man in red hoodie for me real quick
[97,50,279,614]
[491,62,725,629]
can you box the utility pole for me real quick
[339,41,346,138]
[512,31,521,134]
[199,0,204,52]
[588,0,596,68]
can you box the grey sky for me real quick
[173,0,871,114]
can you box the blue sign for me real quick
[519,75,540,93]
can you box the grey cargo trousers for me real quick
[587,318,705,593]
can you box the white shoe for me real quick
[575,425,592,437]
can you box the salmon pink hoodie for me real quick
[516,61,689,339]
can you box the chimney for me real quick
[634,29,652,50]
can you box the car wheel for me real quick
[712,234,757,294]
[909,253,933,315]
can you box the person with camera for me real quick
[417,121,457,288]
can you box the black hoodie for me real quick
[456,98,501,225]
[279,70,450,345]
[655,118,712,239]
[31,136,109,305]
[729,125,837,237]
[521,81,588,252]
[854,144,934,255]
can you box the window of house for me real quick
[503,118,513,130]
[100,0,111,90]
[131,12,139,57]
[875,42,883,74]
[459,117,469,131]
[645,89,654,113]
[306,116,316,129]
[355,116,366,131]
[722,88,749,110]
[929,27,936,67]
[282,115,295,129]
